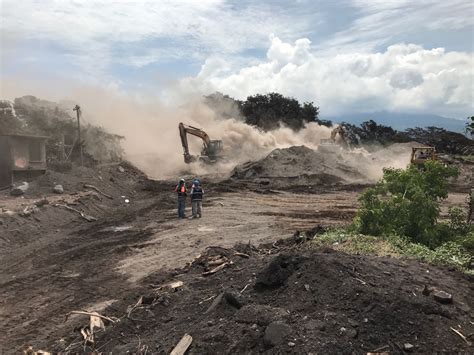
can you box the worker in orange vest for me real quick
[175,178,187,219]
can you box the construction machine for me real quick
[410,146,437,168]
[179,122,223,164]
[318,125,349,152]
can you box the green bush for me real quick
[354,160,459,247]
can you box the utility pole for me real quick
[73,104,83,167]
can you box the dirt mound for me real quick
[230,144,412,188]
[231,146,367,187]
[50,240,473,354]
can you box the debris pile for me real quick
[52,239,473,354]
[230,144,412,189]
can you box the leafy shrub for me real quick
[354,161,459,247]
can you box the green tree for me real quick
[241,93,320,131]
[355,161,459,247]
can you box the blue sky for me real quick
[1,0,473,118]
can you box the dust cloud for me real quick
[32,85,336,179]
[2,80,410,181]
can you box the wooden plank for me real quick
[170,334,193,355]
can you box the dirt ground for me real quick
[0,162,472,353]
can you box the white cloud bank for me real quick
[179,36,474,117]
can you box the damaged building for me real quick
[0,134,48,189]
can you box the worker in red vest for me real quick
[175,178,187,219]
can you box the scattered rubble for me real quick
[10,182,29,196]
[49,242,472,354]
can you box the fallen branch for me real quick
[64,311,116,323]
[170,334,193,355]
[370,344,390,352]
[83,184,113,199]
[240,283,250,294]
[127,296,145,318]
[202,261,232,276]
[54,204,97,222]
[354,277,367,285]
[234,252,250,258]
[198,295,216,305]
[204,293,224,314]
[207,258,227,266]
[450,327,472,346]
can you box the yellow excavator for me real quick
[319,126,349,152]
[410,146,437,168]
[179,122,223,164]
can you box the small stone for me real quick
[304,284,310,291]
[53,184,64,194]
[118,166,125,173]
[207,320,214,326]
[251,323,258,329]
[34,198,49,207]
[264,322,291,347]
[433,290,453,304]
[288,342,295,347]
[403,343,414,352]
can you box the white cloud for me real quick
[178,37,474,117]
[0,0,312,76]
[317,0,473,54]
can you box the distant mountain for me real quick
[325,112,468,133]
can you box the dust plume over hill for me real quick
[2,81,411,180]
[3,82,333,178]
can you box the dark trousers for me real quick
[192,200,202,218]
[178,197,186,218]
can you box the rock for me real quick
[255,254,304,290]
[53,184,64,194]
[433,290,453,304]
[10,182,29,196]
[288,342,295,347]
[34,198,49,207]
[305,319,326,331]
[118,166,125,173]
[403,343,414,352]
[263,322,291,347]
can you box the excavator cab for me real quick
[318,125,349,153]
[203,140,223,161]
[410,147,437,168]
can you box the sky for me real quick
[1,0,473,119]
